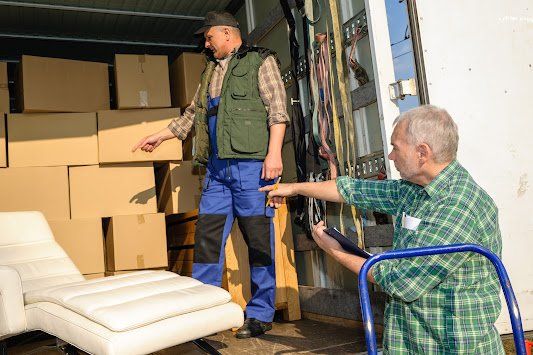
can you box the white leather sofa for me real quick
[0,211,244,354]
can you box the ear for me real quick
[416,143,431,165]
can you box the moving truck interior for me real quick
[0,0,530,354]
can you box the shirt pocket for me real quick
[229,64,251,99]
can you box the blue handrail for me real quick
[358,244,526,355]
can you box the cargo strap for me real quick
[328,0,364,247]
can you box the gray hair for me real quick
[217,26,241,37]
[393,105,459,163]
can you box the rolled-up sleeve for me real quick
[336,176,402,215]
[258,56,290,127]
[167,85,199,140]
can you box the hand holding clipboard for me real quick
[323,227,372,259]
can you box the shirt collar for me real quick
[423,160,460,198]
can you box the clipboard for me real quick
[323,227,372,259]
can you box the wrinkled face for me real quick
[388,121,420,182]
[204,26,228,59]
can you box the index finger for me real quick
[258,184,277,192]
[131,138,146,153]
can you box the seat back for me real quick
[0,211,84,293]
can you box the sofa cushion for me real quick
[24,270,233,332]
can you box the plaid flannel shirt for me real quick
[168,54,289,140]
[337,160,504,354]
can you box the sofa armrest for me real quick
[0,266,27,339]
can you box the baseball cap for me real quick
[194,11,240,35]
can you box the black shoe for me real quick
[235,318,272,339]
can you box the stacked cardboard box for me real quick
[169,52,205,110]
[0,166,70,220]
[169,52,205,159]
[1,53,206,280]
[1,56,109,278]
[97,108,181,163]
[114,54,171,109]
[48,218,106,277]
[93,54,187,274]
[155,161,203,215]
[105,213,168,272]
[15,55,109,113]
[1,55,180,278]
[7,113,98,167]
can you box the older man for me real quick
[133,11,289,338]
[262,105,504,353]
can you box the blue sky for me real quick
[385,0,420,112]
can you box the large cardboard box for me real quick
[169,52,205,109]
[0,62,8,114]
[69,163,157,219]
[0,115,5,167]
[105,213,168,271]
[0,166,70,220]
[155,161,203,215]
[48,218,105,275]
[16,55,109,113]
[114,54,171,109]
[7,113,98,167]
[97,108,182,163]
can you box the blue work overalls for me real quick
[192,96,276,323]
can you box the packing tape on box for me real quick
[138,55,146,74]
[139,90,148,107]
[136,254,145,268]
[137,215,145,224]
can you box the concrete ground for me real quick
[5,320,532,354]
[5,319,371,355]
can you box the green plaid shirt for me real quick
[337,160,504,354]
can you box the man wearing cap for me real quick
[133,11,289,338]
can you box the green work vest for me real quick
[193,46,278,166]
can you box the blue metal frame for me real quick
[358,244,526,355]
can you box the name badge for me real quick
[401,212,422,231]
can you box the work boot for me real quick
[235,318,272,339]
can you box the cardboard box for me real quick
[84,273,105,280]
[105,213,168,271]
[16,55,109,113]
[0,114,5,167]
[114,54,171,109]
[0,166,70,220]
[7,113,98,167]
[169,52,205,109]
[49,218,105,275]
[155,161,203,215]
[97,108,182,163]
[0,62,9,114]
[69,163,157,219]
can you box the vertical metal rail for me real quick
[358,244,526,355]
[405,0,430,104]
